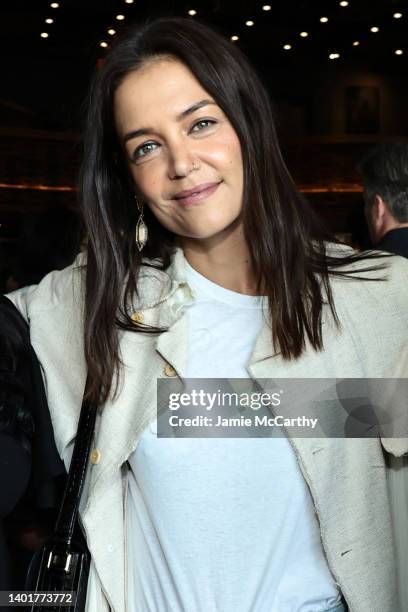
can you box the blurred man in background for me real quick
[360,142,408,258]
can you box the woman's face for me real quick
[114,58,244,243]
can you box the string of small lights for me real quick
[99,0,134,49]
[40,0,62,39]
[89,1,407,60]
[225,1,406,60]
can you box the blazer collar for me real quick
[60,247,279,459]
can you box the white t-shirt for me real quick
[126,261,342,611]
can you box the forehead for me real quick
[114,58,211,131]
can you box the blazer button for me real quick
[131,312,144,323]
[164,363,177,377]
[90,449,102,465]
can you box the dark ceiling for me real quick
[1,0,407,130]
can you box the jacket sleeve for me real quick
[378,344,408,457]
[369,256,408,458]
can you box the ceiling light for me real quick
[370,26,379,33]
[231,35,239,41]
[320,17,329,23]
[125,0,134,3]
[245,20,254,26]
[339,1,349,6]
[188,9,197,16]
[393,12,403,19]
[283,44,292,50]
[40,32,49,38]
[45,18,54,24]
[108,29,116,35]
[300,31,309,37]
[395,49,404,55]
[329,52,340,59]
[100,42,108,48]
[352,40,360,46]
[262,4,272,10]
[116,14,125,20]
[50,2,59,7]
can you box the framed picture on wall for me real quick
[345,86,380,133]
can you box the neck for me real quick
[180,220,262,296]
[378,221,408,242]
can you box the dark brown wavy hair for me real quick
[79,17,388,404]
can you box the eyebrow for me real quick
[123,99,216,144]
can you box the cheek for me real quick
[205,132,243,176]
[129,164,162,201]
[224,139,243,188]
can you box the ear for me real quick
[371,195,394,244]
[373,194,387,222]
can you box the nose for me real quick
[167,138,196,180]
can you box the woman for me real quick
[0,295,65,595]
[7,17,408,612]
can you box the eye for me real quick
[190,119,217,132]
[133,141,159,160]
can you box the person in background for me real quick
[0,206,78,592]
[359,142,408,258]
[0,295,65,598]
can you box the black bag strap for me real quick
[52,376,98,547]
[23,378,97,600]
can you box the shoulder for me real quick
[5,252,86,321]
[4,248,184,324]
[325,242,408,302]
[323,245,408,351]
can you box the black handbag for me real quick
[25,376,98,612]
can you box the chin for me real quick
[184,225,240,242]
[182,231,225,241]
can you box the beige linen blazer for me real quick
[7,245,408,612]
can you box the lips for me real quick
[172,181,221,206]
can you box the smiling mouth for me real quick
[173,181,221,206]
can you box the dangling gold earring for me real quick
[135,196,148,251]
